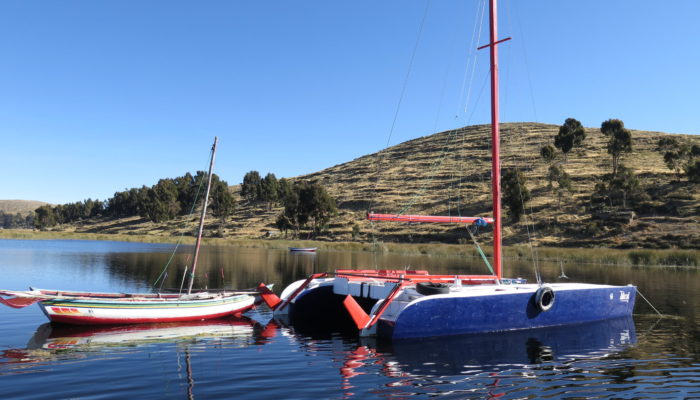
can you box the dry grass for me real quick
[0,200,49,216]
[5,122,698,250]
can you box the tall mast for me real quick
[187,137,218,295]
[489,0,501,279]
[477,0,509,279]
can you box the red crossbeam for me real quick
[368,213,493,224]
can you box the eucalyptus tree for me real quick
[241,171,262,201]
[501,169,530,223]
[600,119,632,176]
[554,118,586,160]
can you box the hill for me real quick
[299,122,699,249]
[0,200,49,216]
[11,122,700,249]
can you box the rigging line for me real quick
[509,0,538,121]
[152,148,214,289]
[501,1,546,277]
[368,0,432,247]
[457,0,486,119]
[383,0,432,150]
[396,128,459,216]
[461,0,487,116]
[506,151,542,284]
[465,71,491,124]
[466,225,495,276]
[501,0,519,124]
[428,2,475,217]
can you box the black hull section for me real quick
[289,286,376,336]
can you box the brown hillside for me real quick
[297,122,699,249]
[26,122,700,249]
[0,200,49,216]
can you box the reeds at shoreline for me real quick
[1,229,696,268]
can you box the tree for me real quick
[554,118,586,160]
[593,165,647,209]
[501,169,530,223]
[174,172,197,213]
[140,179,180,222]
[275,213,294,238]
[210,180,236,220]
[260,173,280,210]
[540,144,556,163]
[351,224,361,240]
[241,171,262,201]
[300,182,337,234]
[107,187,144,218]
[600,119,632,176]
[686,160,700,183]
[546,165,573,209]
[279,181,337,237]
[657,137,700,181]
[277,178,293,202]
[34,205,56,229]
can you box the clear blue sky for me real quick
[2,1,698,205]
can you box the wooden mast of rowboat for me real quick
[187,137,218,295]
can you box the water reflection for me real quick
[269,316,638,398]
[1,317,275,369]
[1,240,697,399]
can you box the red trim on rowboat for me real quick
[367,213,493,224]
[45,304,255,325]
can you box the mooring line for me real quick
[636,288,663,317]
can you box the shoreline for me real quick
[1,229,697,268]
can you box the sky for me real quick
[2,0,699,205]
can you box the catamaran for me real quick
[0,138,257,325]
[257,0,636,339]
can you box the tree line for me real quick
[1,211,34,229]
[241,171,337,238]
[33,168,337,239]
[34,172,236,229]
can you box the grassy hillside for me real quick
[7,122,699,250]
[299,122,699,249]
[0,200,49,216]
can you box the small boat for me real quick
[0,138,257,325]
[257,1,637,340]
[289,247,317,253]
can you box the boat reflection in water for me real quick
[2,317,281,399]
[26,318,266,351]
[336,317,636,396]
[2,316,278,368]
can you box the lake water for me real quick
[0,239,698,399]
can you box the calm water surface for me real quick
[0,239,698,399]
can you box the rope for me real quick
[636,288,664,317]
[151,147,213,289]
[458,0,487,117]
[466,224,494,276]
[368,0,432,215]
[367,0,432,251]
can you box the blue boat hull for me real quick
[379,285,636,339]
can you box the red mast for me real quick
[477,0,510,279]
[489,0,502,280]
